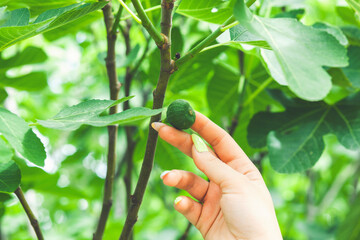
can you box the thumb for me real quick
[191,134,244,189]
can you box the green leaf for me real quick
[37,97,163,130]
[247,93,360,173]
[0,2,107,51]
[312,22,348,46]
[0,108,46,167]
[0,72,47,91]
[0,0,79,16]
[0,161,21,193]
[177,0,233,24]
[0,137,12,163]
[228,25,271,49]
[34,3,82,23]
[43,11,102,41]
[1,8,29,27]
[234,0,348,101]
[342,46,360,89]
[0,46,47,71]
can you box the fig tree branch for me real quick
[93,1,121,239]
[228,50,246,136]
[130,0,164,46]
[119,1,175,239]
[14,187,44,240]
[121,18,136,240]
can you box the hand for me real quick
[152,112,282,240]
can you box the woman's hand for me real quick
[152,112,282,240]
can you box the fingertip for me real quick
[173,196,202,226]
[161,170,181,187]
[174,196,191,212]
[160,170,171,180]
[151,122,166,132]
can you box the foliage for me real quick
[0,0,359,239]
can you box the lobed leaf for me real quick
[248,93,360,173]
[234,0,348,101]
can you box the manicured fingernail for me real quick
[151,122,165,131]
[191,134,208,153]
[160,171,171,180]
[174,196,183,205]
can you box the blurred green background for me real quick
[0,0,359,239]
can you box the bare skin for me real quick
[152,112,283,240]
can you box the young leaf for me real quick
[234,0,348,101]
[0,108,46,167]
[0,161,21,193]
[247,93,360,173]
[0,2,107,51]
[37,98,163,130]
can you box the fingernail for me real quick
[151,122,165,131]
[160,171,171,180]
[174,196,183,205]
[191,134,208,153]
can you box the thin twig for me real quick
[93,1,121,239]
[119,1,175,239]
[116,0,142,24]
[14,187,44,240]
[120,5,161,21]
[111,2,124,35]
[122,18,136,240]
[178,221,192,240]
[175,16,235,68]
[175,0,256,68]
[130,0,164,46]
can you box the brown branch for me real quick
[14,187,44,240]
[93,1,121,239]
[122,18,135,240]
[119,1,175,239]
